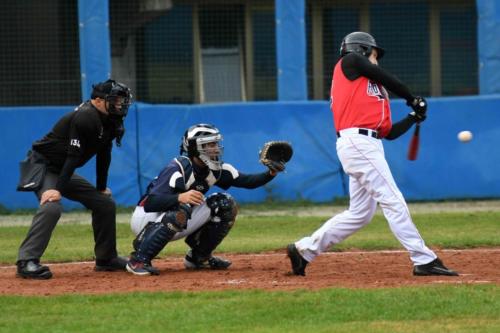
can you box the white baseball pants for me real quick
[131,203,211,241]
[295,128,437,265]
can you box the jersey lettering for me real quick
[70,139,81,148]
[367,81,384,99]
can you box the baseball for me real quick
[458,130,473,142]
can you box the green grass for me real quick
[1,209,499,332]
[0,285,498,333]
[1,211,499,263]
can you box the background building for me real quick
[1,0,499,209]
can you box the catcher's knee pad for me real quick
[206,192,238,224]
[161,203,192,232]
[185,194,237,260]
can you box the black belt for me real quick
[336,129,379,139]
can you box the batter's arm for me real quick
[342,53,415,102]
[385,115,418,140]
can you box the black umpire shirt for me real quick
[32,101,115,192]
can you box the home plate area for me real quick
[1,249,499,296]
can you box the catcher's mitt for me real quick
[259,141,293,173]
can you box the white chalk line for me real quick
[1,248,499,270]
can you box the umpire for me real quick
[16,79,132,279]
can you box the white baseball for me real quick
[458,130,473,142]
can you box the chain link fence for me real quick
[0,0,477,106]
[307,0,477,100]
[0,0,81,106]
[110,0,276,104]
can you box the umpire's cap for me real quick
[91,79,116,99]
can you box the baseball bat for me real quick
[407,99,426,161]
[407,123,420,161]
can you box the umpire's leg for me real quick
[63,174,118,261]
[17,171,63,262]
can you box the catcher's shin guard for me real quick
[132,222,175,263]
[132,206,190,263]
[185,193,237,261]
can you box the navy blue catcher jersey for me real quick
[138,156,274,212]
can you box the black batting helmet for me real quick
[340,31,385,59]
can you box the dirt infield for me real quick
[1,248,499,296]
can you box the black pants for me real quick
[17,171,117,263]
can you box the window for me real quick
[307,0,477,99]
[111,0,277,104]
[0,0,80,106]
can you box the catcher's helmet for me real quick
[180,124,224,171]
[91,79,132,117]
[340,31,384,59]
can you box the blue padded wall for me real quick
[1,95,500,209]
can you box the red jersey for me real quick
[330,58,392,138]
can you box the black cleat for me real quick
[16,260,53,280]
[413,258,459,276]
[287,244,308,276]
[95,256,128,272]
[184,250,232,270]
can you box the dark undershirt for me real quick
[341,53,419,140]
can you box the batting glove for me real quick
[407,96,427,122]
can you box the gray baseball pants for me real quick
[17,171,117,263]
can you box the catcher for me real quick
[126,123,292,275]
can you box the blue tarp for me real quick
[1,95,500,209]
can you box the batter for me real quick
[287,31,458,277]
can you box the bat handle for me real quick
[414,122,421,135]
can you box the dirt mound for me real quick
[1,248,498,296]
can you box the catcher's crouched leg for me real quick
[127,205,191,276]
[184,193,237,270]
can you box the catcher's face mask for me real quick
[195,134,224,171]
[182,124,224,171]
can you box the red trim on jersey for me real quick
[138,196,148,207]
[330,59,392,138]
